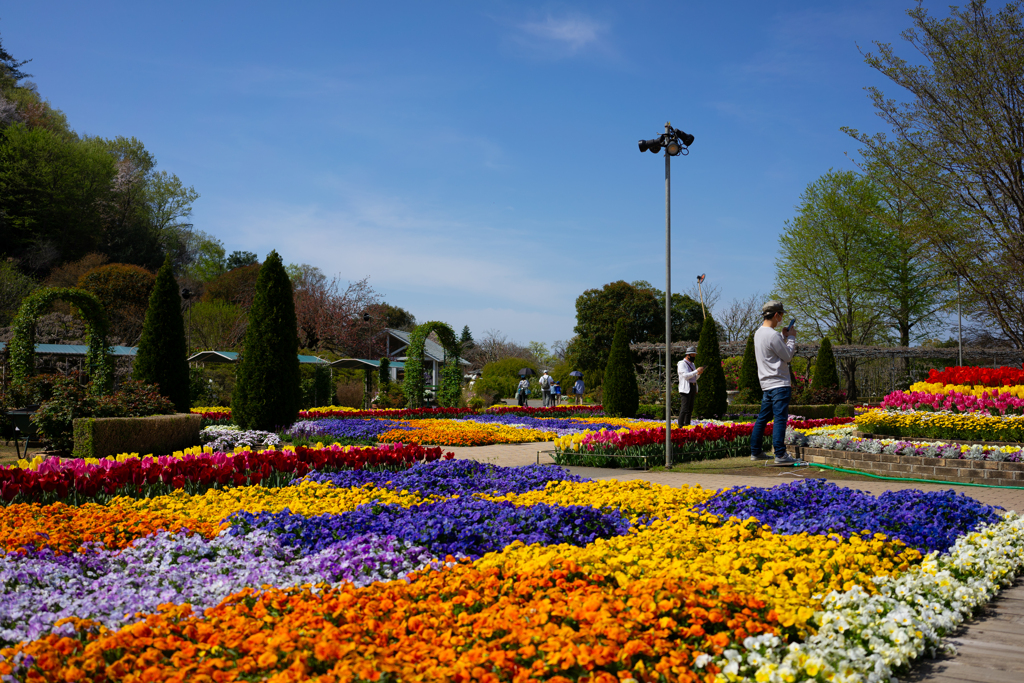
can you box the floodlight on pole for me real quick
[637,122,694,468]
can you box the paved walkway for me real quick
[905,578,1024,683]
[444,442,1024,513]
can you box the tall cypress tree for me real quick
[736,332,763,404]
[233,251,301,430]
[811,337,840,390]
[133,255,190,412]
[602,318,639,418]
[693,315,729,418]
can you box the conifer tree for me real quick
[693,314,729,418]
[736,332,763,404]
[133,255,190,411]
[602,318,639,418]
[232,251,301,430]
[811,337,840,390]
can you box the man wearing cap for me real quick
[677,346,704,427]
[750,301,800,465]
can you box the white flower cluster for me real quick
[715,513,1024,683]
[200,425,282,452]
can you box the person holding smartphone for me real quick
[677,346,704,427]
[749,300,800,465]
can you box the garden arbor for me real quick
[402,322,462,408]
[8,287,113,393]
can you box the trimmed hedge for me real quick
[729,404,845,419]
[72,413,201,459]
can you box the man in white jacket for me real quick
[677,346,704,427]
[749,300,801,465]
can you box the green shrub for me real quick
[722,356,742,391]
[602,319,639,418]
[73,413,201,459]
[372,382,407,409]
[693,315,728,419]
[77,262,155,343]
[799,387,847,405]
[33,376,175,452]
[834,404,854,418]
[737,333,762,404]
[202,263,261,306]
[300,365,333,408]
[233,251,301,431]
[811,337,840,390]
[133,255,190,412]
[475,357,538,399]
[467,396,485,410]
[378,358,391,388]
[728,403,838,419]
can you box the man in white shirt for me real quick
[677,346,704,426]
[539,370,553,407]
[749,300,800,465]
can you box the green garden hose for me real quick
[807,462,1024,490]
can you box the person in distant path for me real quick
[539,370,553,407]
[551,380,561,406]
[749,300,800,465]
[677,346,705,427]
[517,376,531,407]
[573,377,585,405]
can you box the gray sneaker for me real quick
[773,454,802,465]
[750,453,771,461]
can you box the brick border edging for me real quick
[787,445,1024,487]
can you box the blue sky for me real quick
[3,1,931,348]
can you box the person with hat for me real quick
[749,300,800,465]
[677,346,704,427]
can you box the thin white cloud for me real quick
[501,11,611,59]
[519,15,605,51]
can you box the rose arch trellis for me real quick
[402,321,462,408]
[8,287,113,393]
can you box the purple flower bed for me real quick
[456,414,630,435]
[696,478,1000,553]
[303,459,586,496]
[0,530,434,646]
[287,418,414,441]
[228,497,632,560]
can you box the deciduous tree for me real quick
[847,0,1024,348]
[775,170,886,400]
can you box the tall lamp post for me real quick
[638,123,694,467]
[362,312,372,409]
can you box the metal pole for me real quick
[957,275,963,366]
[664,122,672,468]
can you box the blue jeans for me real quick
[750,386,791,458]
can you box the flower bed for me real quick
[857,407,1024,442]
[0,462,1021,683]
[552,417,854,468]
[882,387,1024,415]
[925,364,1024,387]
[0,444,452,505]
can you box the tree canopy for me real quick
[847,0,1024,348]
